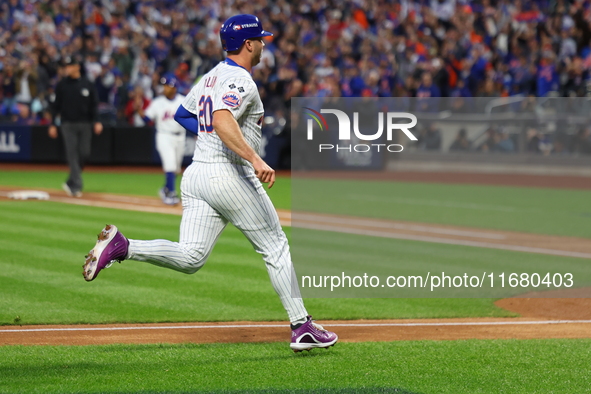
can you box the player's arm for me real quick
[212,109,275,188]
[139,101,155,125]
[174,104,200,135]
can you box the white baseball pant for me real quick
[156,132,185,173]
[127,162,308,323]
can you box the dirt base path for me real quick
[2,317,591,346]
[1,183,591,345]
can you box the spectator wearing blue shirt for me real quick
[342,65,366,97]
[451,79,472,98]
[537,53,559,97]
[416,72,440,112]
[150,39,170,69]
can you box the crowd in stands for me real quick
[1,0,591,154]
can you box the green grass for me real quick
[0,168,171,196]
[0,169,291,210]
[293,178,591,238]
[0,200,510,325]
[1,340,590,393]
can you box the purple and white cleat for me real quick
[290,316,338,352]
[83,225,129,281]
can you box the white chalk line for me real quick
[294,213,506,240]
[2,320,591,333]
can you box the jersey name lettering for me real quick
[205,76,217,88]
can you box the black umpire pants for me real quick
[61,122,92,193]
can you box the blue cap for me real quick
[160,73,178,87]
[219,14,273,52]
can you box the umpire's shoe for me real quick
[290,316,338,352]
[83,225,129,281]
[62,183,82,198]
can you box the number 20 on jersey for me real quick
[198,95,213,133]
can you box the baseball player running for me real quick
[82,14,337,352]
[139,74,186,205]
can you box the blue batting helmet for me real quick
[219,14,273,52]
[160,73,178,87]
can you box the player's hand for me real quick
[48,125,58,139]
[93,122,103,135]
[253,158,275,189]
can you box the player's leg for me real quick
[201,165,308,324]
[226,178,339,351]
[60,123,83,195]
[84,163,227,280]
[156,133,179,204]
[169,134,186,199]
[174,134,186,173]
[128,163,227,273]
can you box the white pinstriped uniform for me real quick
[144,94,186,173]
[127,61,308,324]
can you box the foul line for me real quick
[2,320,591,333]
[294,213,506,240]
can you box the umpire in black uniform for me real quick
[48,56,102,197]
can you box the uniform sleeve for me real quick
[174,104,199,134]
[144,100,156,120]
[181,86,199,115]
[211,78,256,120]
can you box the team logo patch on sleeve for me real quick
[222,92,242,108]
